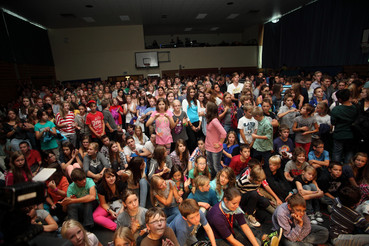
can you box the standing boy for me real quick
[238,105,258,147]
[86,100,105,147]
[272,193,329,245]
[251,107,273,166]
[101,99,118,142]
[273,124,294,167]
[277,94,299,140]
[169,199,216,246]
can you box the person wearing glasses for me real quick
[139,207,179,246]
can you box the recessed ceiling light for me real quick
[82,17,95,23]
[226,13,239,19]
[196,13,207,19]
[226,2,234,5]
[119,15,130,21]
[210,27,219,31]
[85,5,93,8]
[271,18,280,23]
[184,27,192,31]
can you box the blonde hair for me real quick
[61,219,91,246]
[192,175,210,193]
[89,142,99,151]
[114,227,136,246]
[269,155,281,165]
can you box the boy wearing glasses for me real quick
[139,207,179,246]
[308,139,329,169]
[272,193,328,245]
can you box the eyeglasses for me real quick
[149,219,166,225]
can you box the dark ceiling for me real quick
[1,0,314,35]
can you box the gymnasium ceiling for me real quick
[1,0,314,35]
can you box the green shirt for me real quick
[253,117,273,151]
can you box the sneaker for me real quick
[247,214,261,227]
[262,228,283,246]
[315,212,324,223]
[308,214,318,225]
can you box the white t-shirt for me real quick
[238,116,258,144]
[227,83,244,95]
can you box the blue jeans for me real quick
[139,178,149,207]
[281,224,329,246]
[332,139,354,164]
[302,184,320,215]
[164,206,180,224]
[206,150,223,179]
[68,200,97,227]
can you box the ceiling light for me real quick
[226,13,239,19]
[184,27,192,31]
[82,17,95,23]
[2,8,46,29]
[271,18,279,23]
[210,27,219,31]
[196,13,207,19]
[119,15,130,21]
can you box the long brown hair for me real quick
[9,151,32,184]
[153,146,167,169]
[101,168,121,201]
[194,156,210,179]
[175,139,189,170]
[108,141,121,164]
[215,167,236,195]
[206,102,218,124]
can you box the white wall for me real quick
[49,25,257,81]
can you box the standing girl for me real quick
[136,96,147,134]
[146,98,175,152]
[218,92,237,132]
[293,103,319,155]
[182,86,202,153]
[205,102,227,178]
[171,100,188,148]
[150,176,182,223]
[169,139,190,176]
[34,109,59,156]
[55,102,77,146]
[166,91,175,112]
[5,151,32,186]
[110,98,124,127]
[124,95,137,128]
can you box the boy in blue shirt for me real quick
[308,139,329,169]
[169,199,216,246]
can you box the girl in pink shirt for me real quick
[146,98,175,153]
[205,102,227,178]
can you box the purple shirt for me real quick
[206,202,246,239]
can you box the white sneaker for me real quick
[315,212,324,223]
[308,214,318,225]
[247,214,261,227]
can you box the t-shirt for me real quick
[139,227,179,246]
[292,175,312,190]
[169,210,208,246]
[238,116,258,144]
[34,121,58,150]
[229,155,250,176]
[102,109,118,131]
[188,189,218,206]
[308,150,329,163]
[26,149,41,168]
[293,116,316,144]
[273,137,294,158]
[97,179,126,203]
[317,169,345,197]
[116,207,147,231]
[284,160,309,179]
[67,178,98,200]
[227,83,244,96]
[151,110,173,145]
[278,105,298,134]
[153,180,177,208]
[171,111,188,142]
[86,111,104,138]
[55,111,75,135]
[206,202,246,239]
[331,104,358,140]
[253,117,273,152]
[47,176,69,204]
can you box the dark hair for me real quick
[338,186,361,207]
[153,146,167,169]
[179,199,200,217]
[292,147,306,162]
[101,168,121,201]
[283,93,294,102]
[312,139,324,148]
[37,108,47,120]
[47,162,64,185]
[174,139,189,170]
[9,151,32,184]
[239,144,250,152]
[127,157,145,186]
[215,167,236,195]
[101,99,109,109]
[156,98,168,112]
[122,189,138,204]
[247,158,261,169]
[169,164,184,184]
[186,86,196,104]
[336,89,351,102]
[302,103,315,116]
[328,161,342,170]
[70,168,86,182]
[223,187,241,201]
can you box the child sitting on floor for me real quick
[188,175,218,213]
[272,193,329,245]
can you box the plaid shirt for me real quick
[218,103,237,125]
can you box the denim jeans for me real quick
[332,138,354,164]
[139,178,149,207]
[302,184,320,215]
[164,206,180,224]
[68,200,98,227]
[281,224,329,246]
[206,149,223,179]
[333,234,369,246]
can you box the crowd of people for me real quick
[1,71,369,246]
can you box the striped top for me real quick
[55,111,76,134]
